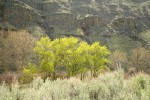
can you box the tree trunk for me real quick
[90,70,93,79]
[80,73,83,81]
[52,72,56,80]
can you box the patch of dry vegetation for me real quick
[0,70,150,100]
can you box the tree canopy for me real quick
[25,36,110,80]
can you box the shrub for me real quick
[1,70,150,100]
[20,63,38,84]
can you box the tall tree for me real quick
[32,36,110,80]
[0,30,36,73]
[131,47,150,73]
[109,50,127,70]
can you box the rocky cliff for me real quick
[0,0,150,51]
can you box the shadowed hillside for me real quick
[0,0,149,44]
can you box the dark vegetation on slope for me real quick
[0,0,150,44]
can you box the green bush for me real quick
[20,63,38,84]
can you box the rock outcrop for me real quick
[0,0,150,49]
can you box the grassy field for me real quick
[0,70,150,100]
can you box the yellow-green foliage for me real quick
[23,63,38,75]
[21,64,38,83]
[32,36,110,79]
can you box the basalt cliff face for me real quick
[0,0,150,51]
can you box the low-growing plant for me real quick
[0,70,150,100]
[20,63,38,83]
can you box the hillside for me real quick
[0,0,150,51]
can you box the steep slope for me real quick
[0,0,150,51]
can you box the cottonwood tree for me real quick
[0,30,36,73]
[64,41,90,79]
[88,42,110,77]
[131,47,150,73]
[33,37,79,79]
[29,36,110,80]
[9,31,36,70]
[0,31,15,73]
[109,50,127,70]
